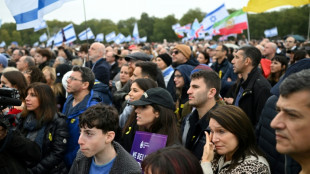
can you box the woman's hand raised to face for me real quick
[201,131,215,163]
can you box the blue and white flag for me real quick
[33,41,39,47]
[0,41,6,47]
[264,27,278,37]
[124,35,132,42]
[114,33,125,44]
[204,35,213,41]
[139,36,147,43]
[182,37,189,43]
[133,22,140,43]
[34,20,47,32]
[39,32,48,42]
[172,23,181,30]
[105,31,116,43]
[95,33,104,42]
[5,0,73,30]
[53,23,76,46]
[46,34,55,47]
[78,27,95,41]
[201,4,229,33]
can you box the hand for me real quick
[224,97,234,105]
[201,131,215,163]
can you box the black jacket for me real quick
[92,58,111,85]
[233,68,271,126]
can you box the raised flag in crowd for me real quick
[34,20,47,32]
[53,23,76,46]
[114,33,125,44]
[264,27,278,37]
[33,41,39,47]
[46,34,55,47]
[172,23,181,30]
[5,0,73,30]
[105,31,116,43]
[201,3,229,33]
[124,35,132,42]
[95,33,104,42]
[139,36,147,43]
[133,22,140,43]
[39,33,48,42]
[78,27,95,41]
[243,0,310,13]
[0,41,6,47]
[213,9,248,36]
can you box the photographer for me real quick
[0,117,41,174]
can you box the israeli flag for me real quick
[201,4,229,32]
[133,22,140,43]
[39,33,48,42]
[114,33,125,44]
[53,23,76,46]
[95,33,104,42]
[0,41,6,47]
[34,20,47,32]
[33,41,39,47]
[264,27,278,37]
[105,31,116,43]
[124,35,132,42]
[139,36,147,43]
[46,34,55,47]
[172,23,181,30]
[78,27,95,41]
[53,31,63,46]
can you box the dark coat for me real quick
[233,68,271,126]
[69,141,141,174]
[92,58,110,85]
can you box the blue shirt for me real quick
[89,156,116,174]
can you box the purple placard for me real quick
[130,131,167,164]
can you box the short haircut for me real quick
[72,66,95,91]
[14,49,24,56]
[280,69,310,98]
[79,43,89,53]
[238,46,262,68]
[135,61,158,82]
[79,103,119,133]
[190,70,221,100]
[221,45,229,56]
[24,56,35,67]
[36,48,52,60]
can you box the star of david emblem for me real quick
[210,16,216,23]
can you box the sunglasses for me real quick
[172,50,179,55]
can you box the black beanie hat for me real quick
[157,53,172,67]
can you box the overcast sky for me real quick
[1,0,254,24]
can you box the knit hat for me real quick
[0,54,8,68]
[174,44,191,59]
[125,52,151,61]
[191,64,213,75]
[157,53,172,67]
[56,64,72,83]
[129,87,175,110]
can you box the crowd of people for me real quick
[0,35,310,174]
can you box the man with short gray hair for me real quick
[16,56,35,72]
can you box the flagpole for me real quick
[246,13,251,42]
[82,0,89,42]
[307,4,310,41]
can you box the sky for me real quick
[0,0,253,25]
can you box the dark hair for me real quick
[72,66,95,91]
[292,50,307,64]
[135,61,158,82]
[13,48,24,56]
[280,69,310,97]
[22,82,56,123]
[23,56,35,67]
[79,103,119,133]
[36,48,52,60]
[79,43,89,53]
[191,70,221,100]
[209,105,264,171]
[28,66,47,84]
[268,55,288,83]
[238,46,262,67]
[142,146,203,174]
[221,45,228,56]
[3,71,28,100]
[199,51,210,64]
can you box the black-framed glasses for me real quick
[172,50,179,55]
[68,76,83,82]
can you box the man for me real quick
[34,48,52,70]
[9,49,23,67]
[270,69,310,174]
[16,56,35,72]
[232,46,271,126]
[130,61,158,82]
[263,42,277,60]
[69,104,141,174]
[285,36,298,51]
[182,70,220,160]
[106,51,119,80]
[171,44,197,67]
[62,66,102,168]
[88,42,110,85]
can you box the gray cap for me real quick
[0,54,8,68]
[125,52,151,62]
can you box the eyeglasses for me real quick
[172,50,179,55]
[22,70,31,74]
[68,76,83,82]
[174,74,183,78]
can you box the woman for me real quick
[42,66,56,87]
[17,82,69,174]
[121,87,180,152]
[119,78,157,129]
[142,146,203,174]
[201,105,270,173]
[23,66,47,85]
[196,51,210,65]
[1,71,28,117]
[112,64,132,94]
[156,53,173,87]
[268,55,288,86]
